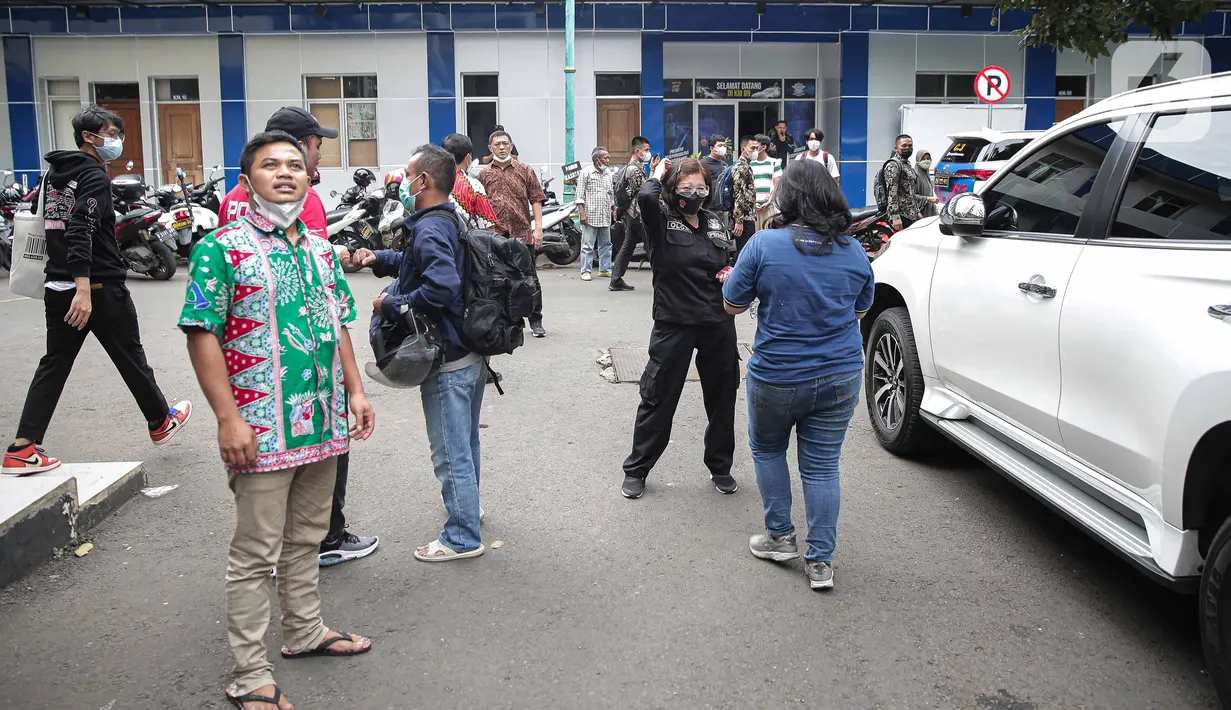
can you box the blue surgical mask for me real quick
[90,133,123,162]
[399,173,427,212]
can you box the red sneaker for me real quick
[2,444,62,476]
[150,400,193,445]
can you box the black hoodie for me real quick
[41,150,125,284]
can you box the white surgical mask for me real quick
[249,191,306,230]
[715,146,728,157]
[918,159,933,170]
[493,154,513,164]
[807,140,821,151]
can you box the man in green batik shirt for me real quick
[179,130,376,710]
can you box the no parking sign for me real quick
[975,66,1011,104]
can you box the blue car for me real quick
[933,128,1042,202]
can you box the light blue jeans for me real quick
[420,361,485,552]
[580,224,612,274]
[747,369,862,563]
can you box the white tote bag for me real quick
[9,184,47,299]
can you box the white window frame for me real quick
[303,74,379,170]
[44,77,82,152]
[462,73,500,153]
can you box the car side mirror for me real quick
[938,192,985,238]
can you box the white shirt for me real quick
[796,150,840,180]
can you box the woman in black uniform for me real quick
[619,157,741,500]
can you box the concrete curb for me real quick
[0,462,146,588]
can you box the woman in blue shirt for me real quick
[721,159,874,591]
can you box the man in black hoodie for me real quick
[2,106,192,477]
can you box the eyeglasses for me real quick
[88,130,125,141]
[677,187,710,198]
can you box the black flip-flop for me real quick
[280,631,372,659]
[226,685,286,708]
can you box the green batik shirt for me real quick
[178,211,357,474]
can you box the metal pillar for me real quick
[564,0,576,202]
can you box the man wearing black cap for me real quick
[219,107,337,237]
[219,107,380,569]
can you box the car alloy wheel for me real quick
[871,332,907,432]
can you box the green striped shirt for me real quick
[750,159,781,206]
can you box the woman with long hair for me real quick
[619,157,740,500]
[721,159,874,590]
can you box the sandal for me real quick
[226,685,289,709]
[414,539,485,562]
[280,631,372,659]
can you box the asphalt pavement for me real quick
[0,264,1221,709]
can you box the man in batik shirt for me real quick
[179,131,376,710]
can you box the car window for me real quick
[941,139,989,164]
[985,139,1034,162]
[981,121,1123,236]
[1110,109,1231,241]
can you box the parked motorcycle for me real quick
[537,174,581,266]
[850,206,895,260]
[112,165,178,280]
[149,165,224,258]
[0,170,29,271]
[327,168,382,272]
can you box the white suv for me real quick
[863,72,1231,706]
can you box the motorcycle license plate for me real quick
[934,174,951,188]
[171,219,192,230]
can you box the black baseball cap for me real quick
[265,106,339,141]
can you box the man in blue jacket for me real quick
[353,144,487,563]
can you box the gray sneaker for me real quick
[749,532,799,562]
[806,561,834,590]
[319,531,380,567]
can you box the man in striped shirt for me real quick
[751,133,782,233]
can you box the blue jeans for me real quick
[420,361,485,552]
[580,223,612,274]
[747,369,862,563]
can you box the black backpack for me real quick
[873,157,896,213]
[613,164,636,216]
[421,212,537,362]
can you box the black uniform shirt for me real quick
[638,179,736,325]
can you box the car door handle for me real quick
[1210,304,1231,320]
[1018,282,1057,298]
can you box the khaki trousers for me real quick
[754,205,776,233]
[226,457,338,695]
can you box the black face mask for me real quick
[677,193,706,216]
[899,147,914,160]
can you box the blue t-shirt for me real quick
[722,226,875,385]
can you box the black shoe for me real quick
[608,279,635,292]
[530,322,547,338]
[712,474,739,494]
[621,475,646,499]
[486,370,503,385]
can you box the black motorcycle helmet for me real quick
[352,168,377,189]
[365,287,445,389]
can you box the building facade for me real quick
[2,3,1229,207]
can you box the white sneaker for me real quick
[581,272,593,281]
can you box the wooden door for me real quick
[598,100,640,163]
[158,103,204,185]
[1054,99,1086,124]
[96,100,144,178]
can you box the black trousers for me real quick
[16,283,168,443]
[623,319,740,480]
[529,258,543,325]
[735,219,755,254]
[610,213,646,283]
[327,451,350,542]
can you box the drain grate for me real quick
[606,344,753,383]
